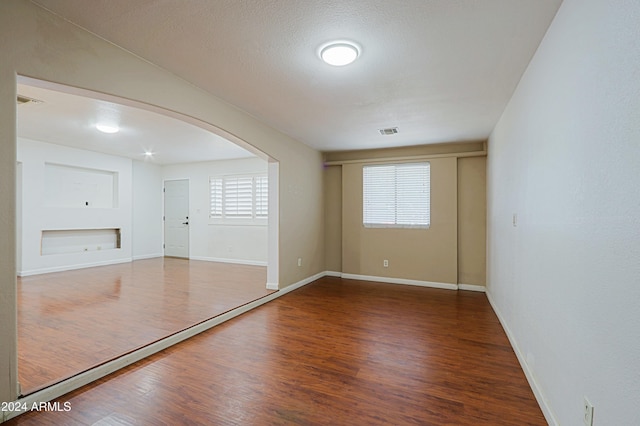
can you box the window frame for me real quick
[209,173,268,225]
[362,161,431,229]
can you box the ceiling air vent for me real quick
[378,127,398,135]
[17,95,43,105]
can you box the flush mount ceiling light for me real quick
[96,123,119,134]
[320,42,360,66]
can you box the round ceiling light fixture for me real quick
[320,42,360,66]
[96,123,120,134]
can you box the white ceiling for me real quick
[17,82,254,165]
[32,0,563,153]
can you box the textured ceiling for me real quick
[33,0,563,152]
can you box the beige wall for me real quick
[0,57,18,405]
[457,156,486,285]
[325,143,487,287]
[342,158,459,284]
[324,141,485,163]
[324,166,342,272]
[0,0,324,404]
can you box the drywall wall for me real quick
[326,143,487,286]
[457,156,486,285]
[324,141,485,163]
[487,0,640,424]
[323,165,342,272]
[162,158,268,265]
[342,157,458,284]
[0,0,324,404]
[132,160,163,259]
[17,138,133,276]
[1,63,17,404]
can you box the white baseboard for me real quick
[189,256,267,267]
[266,282,279,290]
[279,271,328,295]
[2,269,328,422]
[132,253,164,261]
[17,258,133,277]
[324,271,342,277]
[341,273,458,291]
[485,290,558,426]
[458,283,486,292]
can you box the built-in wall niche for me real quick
[41,229,122,255]
[44,163,118,208]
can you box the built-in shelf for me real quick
[41,229,121,255]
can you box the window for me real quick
[209,174,268,221]
[363,162,430,228]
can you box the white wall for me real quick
[132,160,163,259]
[17,142,262,268]
[163,157,268,265]
[487,1,640,425]
[17,138,133,275]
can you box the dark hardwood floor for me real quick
[8,277,545,425]
[17,258,270,394]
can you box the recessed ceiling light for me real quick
[144,151,154,157]
[96,123,119,134]
[320,42,360,66]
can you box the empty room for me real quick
[1,0,639,425]
[14,80,276,394]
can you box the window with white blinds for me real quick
[209,174,268,221]
[363,162,430,228]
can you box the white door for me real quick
[164,179,189,258]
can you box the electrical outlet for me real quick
[583,397,594,426]
[383,259,389,268]
[297,258,302,267]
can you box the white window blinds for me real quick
[209,177,223,218]
[363,162,430,228]
[209,175,268,220]
[224,176,254,218]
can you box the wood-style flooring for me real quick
[17,258,270,394]
[9,277,546,425]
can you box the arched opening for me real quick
[15,76,279,394]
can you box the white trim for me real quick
[188,256,267,267]
[266,161,279,290]
[325,271,342,277]
[279,271,327,295]
[340,273,458,291]
[485,290,558,426]
[17,258,132,277]
[458,283,486,292]
[266,282,279,290]
[132,253,164,261]
[2,270,330,422]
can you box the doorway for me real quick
[164,179,190,258]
